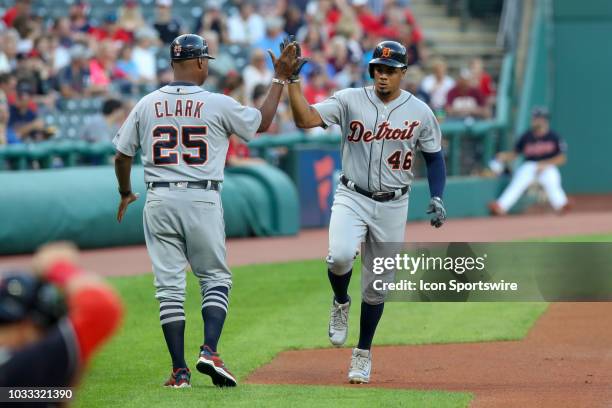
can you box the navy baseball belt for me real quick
[340,175,409,202]
[147,181,221,191]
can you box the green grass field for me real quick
[76,233,609,407]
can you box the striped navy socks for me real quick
[201,286,229,352]
[159,300,187,369]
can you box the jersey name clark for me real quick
[154,99,204,119]
[347,120,421,143]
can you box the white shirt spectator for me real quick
[132,27,159,81]
[132,46,156,81]
[0,53,10,73]
[227,9,265,44]
[243,49,272,104]
[243,65,272,105]
[421,74,455,111]
[53,46,71,72]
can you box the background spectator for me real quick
[243,48,273,106]
[0,30,19,74]
[445,68,489,120]
[8,80,46,142]
[116,44,139,84]
[284,5,304,36]
[421,58,455,113]
[68,1,92,38]
[255,16,286,70]
[203,30,236,80]
[153,0,183,45]
[226,134,265,167]
[304,65,334,104]
[80,98,125,143]
[195,0,228,44]
[402,66,429,104]
[56,44,91,99]
[118,0,147,35]
[470,57,495,107]
[132,27,159,83]
[89,13,132,45]
[221,70,245,103]
[0,90,8,145]
[2,0,32,29]
[227,1,266,45]
[88,40,117,94]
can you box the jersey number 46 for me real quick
[152,125,208,166]
[387,150,413,171]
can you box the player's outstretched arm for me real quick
[422,150,447,228]
[287,81,325,129]
[114,152,139,222]
[256,40,300,132]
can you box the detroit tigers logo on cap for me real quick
[173,44,182,56]
[381,47,391,58]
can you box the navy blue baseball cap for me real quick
[531,106,550,119]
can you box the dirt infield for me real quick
[246,303,612,407]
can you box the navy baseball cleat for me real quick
[196,345,237,387]
[164,367,191,388]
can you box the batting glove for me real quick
[280,35,308,81]
[427,197,447,228]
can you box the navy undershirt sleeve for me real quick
[421,150,446,198]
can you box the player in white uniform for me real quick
[113,34,299,388]
[488,107,570,215]
[287,41,448,383]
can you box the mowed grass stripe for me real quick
[76,257,554,407]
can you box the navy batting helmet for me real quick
[369,41,407,78]
[170,34,215,61]
[0,272,66,328]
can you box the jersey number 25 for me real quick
[152,125,208,166]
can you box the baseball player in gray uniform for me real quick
[113,34,299,388]
[287,40,448,383]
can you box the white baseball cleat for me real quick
[348,348,372,384]
[328,296,351,346]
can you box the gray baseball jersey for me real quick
[113,84,261,181]
[313,86,441,192]
[113,82,261,307]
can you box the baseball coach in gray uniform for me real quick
[287,40,448,384]
[113,34,299,388]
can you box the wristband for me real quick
[288,78,300,84]
[119,189,132,198]
[271,78,287,86]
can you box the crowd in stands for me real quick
[0,0,496,167]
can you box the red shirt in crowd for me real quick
[226,137,250,163]
[88,27,133,44]
[446,86,485,111]
[2,7,19,27]
[304,85,330,104]
[476,72,495,97]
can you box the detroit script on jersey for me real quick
[313,87,442,191]
[347,120,421,142]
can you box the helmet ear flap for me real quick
[369,64,374,79]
